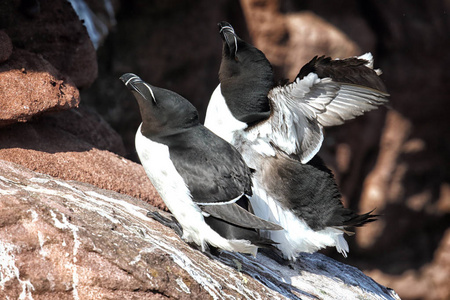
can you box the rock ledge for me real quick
[0,160,399,299]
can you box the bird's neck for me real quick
[204,84,247,143]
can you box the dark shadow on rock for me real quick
[0,0,97,88]
[0,105,124,155]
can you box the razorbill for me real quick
[204,22,385,260]
[120,73,282,256]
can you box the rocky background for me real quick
[0,0,449,299]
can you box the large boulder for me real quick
[0,0,98,88]
[0,49,79,127]
[0,0,99,127]
[0,160,400,300]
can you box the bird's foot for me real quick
[146,210,183,237]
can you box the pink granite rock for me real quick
[0,49,79,127]
[0,107,164,210]
[0,159,400,300]
[1,0,98,88]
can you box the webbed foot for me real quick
[146,210,183,237]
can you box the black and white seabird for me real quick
[120,73,282,256]
[204,22,386,260]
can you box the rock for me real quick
[44,105,127,156]
[0,48,79,127]
[0,160,400,299]
[0,0,98,88]
[0,108,164,210]
[0,30,13,63]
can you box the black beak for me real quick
[120,73,141,87]
[120,73,156,103]
[218,21,238,57]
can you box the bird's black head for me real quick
[120,73,199,139]
[217,22,272,124]
[218,21,240,59]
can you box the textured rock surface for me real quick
[0,160,400,300]
[0,0,97,88]
[0,107,164,210]
[0,49,79,127]
[0,30,13,63]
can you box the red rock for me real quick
[0,159,400,300]
[0,30,12,63]
[0,49,79,127]
[1,0,97,88]
[0,110,165,211]
[44,105,127,156]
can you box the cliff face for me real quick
[0,1,449,299]
[0,160,399,299]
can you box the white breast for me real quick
[135,126,203,244]
[204,84,247,142]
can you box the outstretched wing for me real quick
[267,53,389,163]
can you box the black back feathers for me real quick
[297,56,388,93]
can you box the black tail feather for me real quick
[342,209,378,228]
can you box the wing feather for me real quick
[266,59,388,163]
[201,204,283,230]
